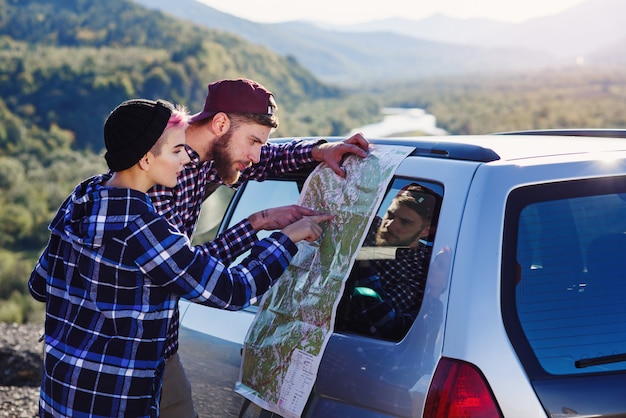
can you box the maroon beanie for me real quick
[190,78,274,123]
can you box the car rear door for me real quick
[446,153,626,417]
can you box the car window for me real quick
[192,179,303,249]
[191,185,235,245]
[504,177,626,376]
[226,179,302,236]
[334,178,444,341]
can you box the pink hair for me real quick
[166,106,190,130]
[149,105,190,156]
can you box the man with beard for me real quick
[147,78,369,417]
[339,183,442,340]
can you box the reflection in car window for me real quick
[335,178,444,341]
[509,179,626,375]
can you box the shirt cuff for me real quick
[300,138,328,164]
[235,219,259,244]
[269,231,299,256]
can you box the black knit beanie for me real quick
[104,99,174,172]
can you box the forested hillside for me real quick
[0,0,374,150]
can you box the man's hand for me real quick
[311,133,370,178]
[248,205,325,232]
[281,214,335,243]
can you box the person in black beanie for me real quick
[28,99,333,418]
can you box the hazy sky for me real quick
[197,0,587,24]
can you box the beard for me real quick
[212,129,241,185]
[375,229,421,247]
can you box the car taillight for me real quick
[424,358,503,418]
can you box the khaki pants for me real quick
[160,353,198,418]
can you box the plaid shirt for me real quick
[349,217,433,339]
[147,139,320,359]
[28,175,298,417]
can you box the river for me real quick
[349,107,447,137]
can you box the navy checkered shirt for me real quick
[28,175,298,417]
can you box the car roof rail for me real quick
[492,129,626,139]
[355,137,500,163]
[269,137,501,163]
[408,141,500,162]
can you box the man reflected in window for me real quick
[341,184,442,340]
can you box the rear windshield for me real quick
[503,177,626,376]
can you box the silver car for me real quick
[179,131,626,417]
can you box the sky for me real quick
[197,0,588,25]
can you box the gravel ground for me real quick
[0,323,248,417]
[0,322,44,418]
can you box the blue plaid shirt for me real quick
[29,175,298,417]
[147,139,321,359]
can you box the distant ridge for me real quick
[287,0,626,60]
[133,0,626,83]
[132,0,556,84]
[329,14,509,47]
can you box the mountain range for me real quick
[133,0,626,85]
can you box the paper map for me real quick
[234,144,414,418]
